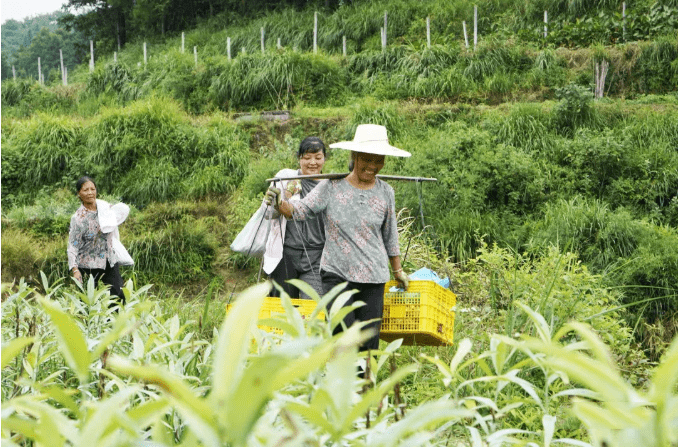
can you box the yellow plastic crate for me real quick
[227,297,325,333]
[380,280,456,346]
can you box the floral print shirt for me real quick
[292,178,400,283]
[67,205,117,270]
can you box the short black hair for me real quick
[297,136,326,158]
[76,176,96,193]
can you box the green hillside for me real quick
[3,0,677,334]
[2,1,678,445]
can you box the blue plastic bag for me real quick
[390,267,450,291]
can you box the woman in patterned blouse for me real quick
[266,124,410,352]
[67,176,125,303]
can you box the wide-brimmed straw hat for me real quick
[329,124,411,157]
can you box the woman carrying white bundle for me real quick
[67,175,132,304]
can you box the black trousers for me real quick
[321,270,385,351]
[269,246,323,299]
[80,261,124,303]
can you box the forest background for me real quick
[1,0,678,445]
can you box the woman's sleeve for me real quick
[292,179,330,220]
[67,214,80,270]
[381,186,401,257]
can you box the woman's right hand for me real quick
[265,187,282,208]
[72,268,82,283]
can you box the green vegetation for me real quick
[1,268,676,445]
[2,0,677,444]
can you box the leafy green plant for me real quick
[553,83,598,136]
[521,321,678,447]
[4,264,677,447]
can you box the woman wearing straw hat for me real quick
[265,124,410,352]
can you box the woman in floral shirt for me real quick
[266,125,410,352]
[262,137,327,299]
[67,176,127,303]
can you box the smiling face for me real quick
[78,181,97,207]
[352,151,385,184]
[299,150,326,176]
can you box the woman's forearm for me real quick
[67,244,78,270]
[389,256,403,273]
[67,224,80,270]
[276,200,294,219]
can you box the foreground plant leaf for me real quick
[1,337,35,369]
[40,298,90,384]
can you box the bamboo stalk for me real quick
[266,173,437,182]
[261,27,265,53]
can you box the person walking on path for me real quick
[265,124,410,351]
[68,176,131,303]
[263,136,327,299]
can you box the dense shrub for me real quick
[530,196,640,268]
[1,114,83,207]
[0,228,67,284]
[393,121,557,260]
[1,98,250,209]
[1,80,79,118]
[0,79,33,106]
[127,219,218,284]
[209,51,348,110]
[552,83,600,136]
[610,222,678,315]
[633,37,678,94]
[487,103,556,153]
[0,189,80,237]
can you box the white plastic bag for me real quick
[230,206,270,257]
[113,237,134,266]
[98,200,130,233]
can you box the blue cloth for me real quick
[390,267,450,291]
[409,267,450,288]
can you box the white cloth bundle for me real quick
[97,199,134,266]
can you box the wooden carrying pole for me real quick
[266,173,437,183]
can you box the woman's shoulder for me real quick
[375,179,396,199]
[72,205,87,220]
[376,178,395,192]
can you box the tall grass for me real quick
[128,220,218,284]
[2,97,250,209]
[1,114,83,206]
[633,37,678,94]
[209,50,347,110]
[490,104,555,153]
[531,196,639,268]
